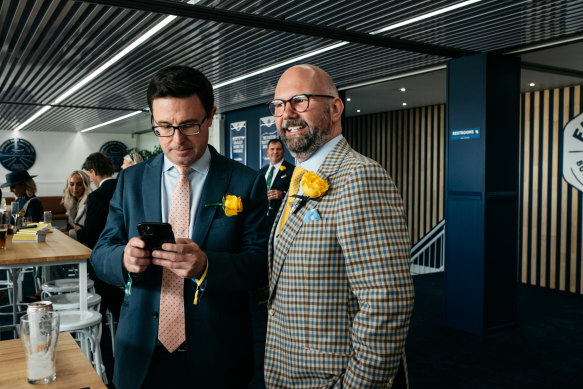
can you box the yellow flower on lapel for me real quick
[223,195,243,216]
[280,165,287,171]
[301,172,329,198]
[205,195,243,217]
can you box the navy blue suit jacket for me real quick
[259,159,295,227]
[75,178,117,249]
[90,147,269,389]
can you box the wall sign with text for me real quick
[230,121,247,165]
[450,128,481,141]
[0,138,37,171]
[562,112,583,192]
[259,116,278,169]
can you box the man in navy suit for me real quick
[258,138,295,229]
[90,66,269,389]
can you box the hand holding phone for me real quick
[137,222,175,253]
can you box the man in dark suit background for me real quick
[90,65,269,389]
[77,152,117,249]
[259,138,295,229]
[77,152,123,382]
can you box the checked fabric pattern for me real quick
[158,165,190,353]
[277,166,306,235]
[265,138,415,388]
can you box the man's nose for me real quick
[282,101,299,119]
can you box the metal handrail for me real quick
[411,219,446,275]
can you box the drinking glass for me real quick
[43,211,52,224]
[20,311,60,384]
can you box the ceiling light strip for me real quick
[15,0,478,131]
[80,110,143,133]
[372,0,482,34]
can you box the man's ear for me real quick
[329,97,344,124]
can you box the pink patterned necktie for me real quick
[158,165,190,352]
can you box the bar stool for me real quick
[45,292,117,353]
[41,278,95,297]
[59,310,107,383]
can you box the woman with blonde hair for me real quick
[61,170,92,240]
[121,151,144,169]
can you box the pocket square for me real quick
[304,209,321,222]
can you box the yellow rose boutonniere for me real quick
[301,171,329,198]
[280,165,287,171]
[291,171,329,215]
[205,195,243,217]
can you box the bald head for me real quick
[275,64,338,99]
[273,64,344,162]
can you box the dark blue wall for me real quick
[224,104,294,171]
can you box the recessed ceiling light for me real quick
[529,82,535,87]
[346,97,351,102]
[402,102,407,106]
[357,109,361,113]
[399,88,406,92]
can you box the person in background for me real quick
[121,151,144,170]
[264,64,415,388]
[61,170,92,241]
[1,170,44,223]
[258,138,295,228]
[90,65,269,389]
[78,152,124,383]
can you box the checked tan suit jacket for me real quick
[265,138,415,388]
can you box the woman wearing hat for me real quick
[2,170,44,223]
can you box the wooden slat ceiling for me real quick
[0,0,582,133]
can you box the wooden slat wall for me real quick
[345,105,445,245]
[520,85,582,294]
[345,86,582,295]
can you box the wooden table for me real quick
[0,230,92,335]
[0,331,106,388]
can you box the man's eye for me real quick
[181,124,197,129]
[292,97,308,104]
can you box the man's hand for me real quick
[151,238,207,279]
[123,237,152,273]
[267,189,284,200]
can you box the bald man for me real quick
[264,64,415,388]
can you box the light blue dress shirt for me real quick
[161,147,211,238]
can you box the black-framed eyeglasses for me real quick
[151,116,208,137]
[267,94,334,117]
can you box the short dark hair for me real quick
[147,65,214,117]
[267,138,283,148]
[82,152,114,177]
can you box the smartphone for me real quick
[137,222,175,252]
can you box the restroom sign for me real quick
[563,112,583,192]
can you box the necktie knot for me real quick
[277,166,307,234]
[175,165,191,176]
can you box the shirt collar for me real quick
[270,159,284,170]
[163,146,211,175]
[298,134,344,172]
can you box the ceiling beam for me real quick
[0,101,147,112]
[83,0,475,58]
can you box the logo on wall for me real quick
[100,141,128,172]
[563,112,583,192]
[0,138,37,171]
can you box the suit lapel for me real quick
[143,154,164,222]
[192,148,230,246]
[268,139,351,301]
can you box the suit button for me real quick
[152,312,159,318]
[269,308,275,316]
